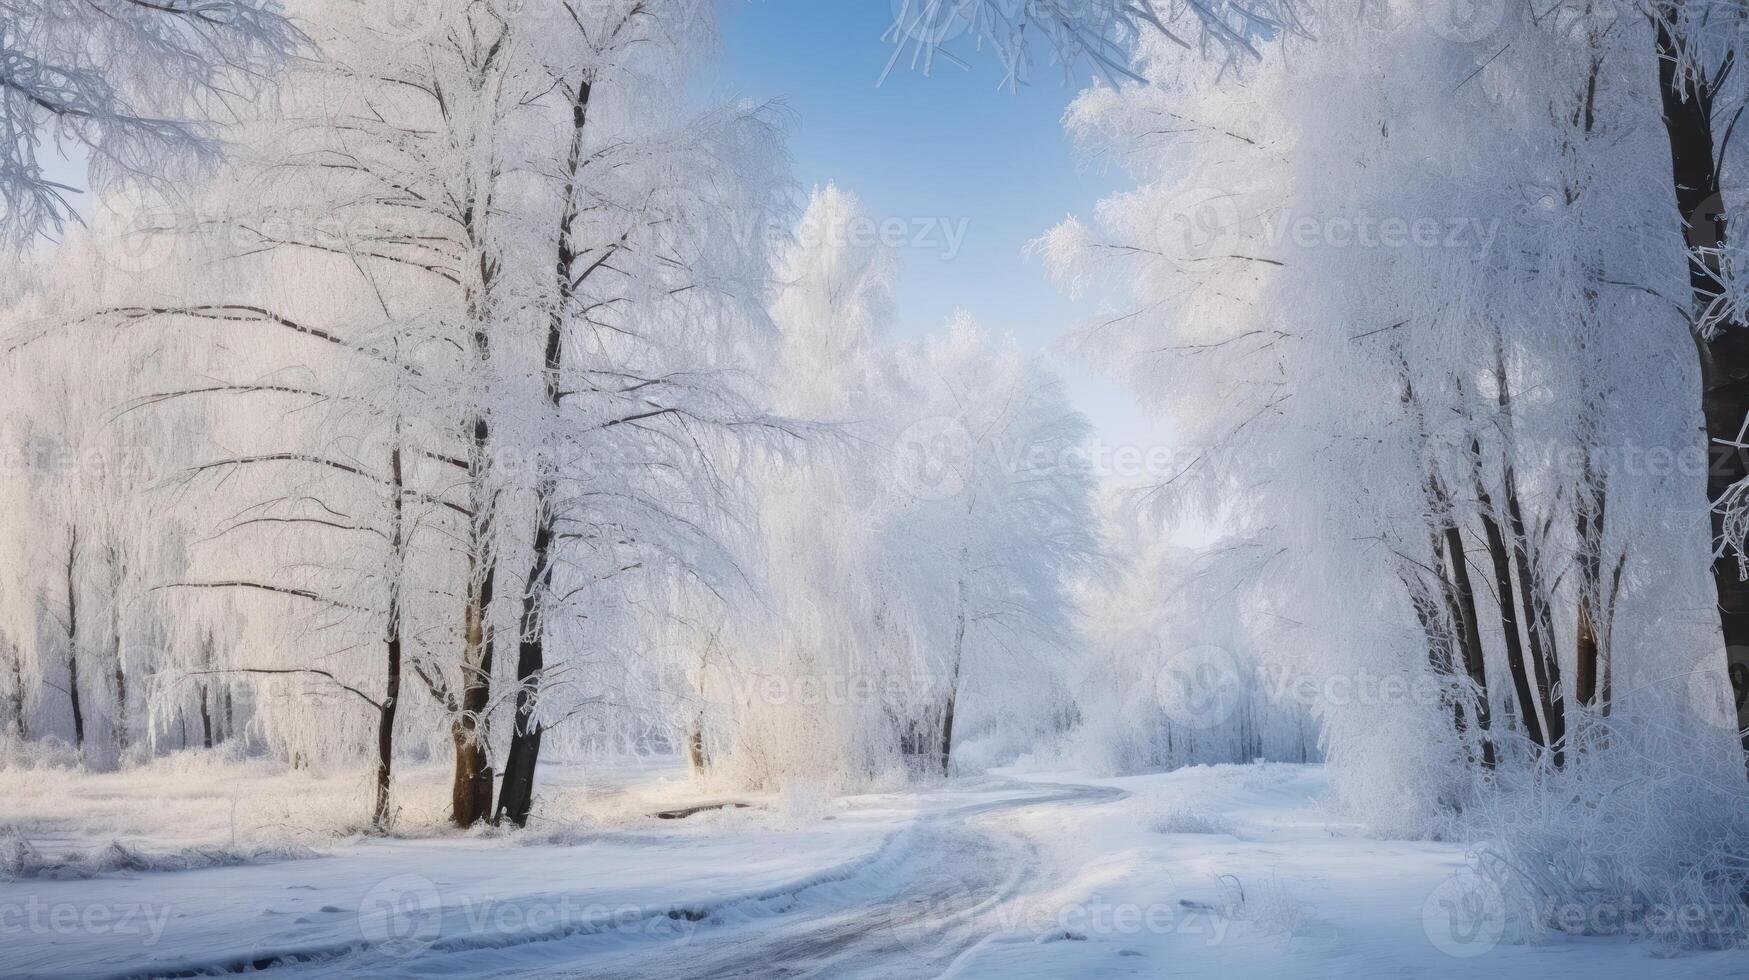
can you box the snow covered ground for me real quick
[2,758,1745,979]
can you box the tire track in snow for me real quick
[531,778,1127,979]
[112,778,1121,979]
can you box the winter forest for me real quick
[4,1,1749,977]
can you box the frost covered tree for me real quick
[490,0,792,826]
[0,0,302,243]
[7,0,793,832]
[883,0,1304,86]
[886,314,1101,774]
[1647,0,1749,749]
[1037,3,1724,828]
[691,184,914,789]
[46,0,535,828]
[0,234,206,769]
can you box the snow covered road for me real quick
[8,764,1749,978]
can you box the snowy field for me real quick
[4,757,1745,979]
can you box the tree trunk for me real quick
[5,636,24,741]
[1439,522,1496,768]
[451,719,494,827]
[108,546,127,755]
[111,632,127,755]
[1397,357,1494,767]
[1471,445,1548,753]
[497,74,595,830]
[1574,455,1607,710]
[1503,468,1565,766]
[374,439,407,832]
[1653,4,1749,752]
[64,527,84,750]
[686,724,707,774]
[495,520,550,826]
[939,572,968,776]
[198,684,213,750]
[1492,344,1567,767]
[452,494,497,827]
[452,310,499,827]
[197,632,215,750]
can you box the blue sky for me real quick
[38,1,1158,451]
[710,0,1155,449]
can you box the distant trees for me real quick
[672,188,1102,787]
[885,315,1101,773]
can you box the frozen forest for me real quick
[3,1,1749,977]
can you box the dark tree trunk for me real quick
[452,512,498,827]
[199,684,214,750]
[940,574,968,776]
[1397,357,1494,767]
[452,512,498,828]
[1653,3,1749,750]
[198,632,214,750]
[1504,468,1566,766]
[111,635,127,754]
[64,527,84,750]
[495,543,550,826]
[108,547,127,755]
[1574,460,1605,708]
[374,440,407,831]
[1493,345,1566,767]
[1439,522,1496,768]
[496,75,594,830]
[453,311,499,828]
[1472,447,1548,753]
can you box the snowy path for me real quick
[10,764,1749,978]
[0,773,1121,979]
[521,780,1126,979]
